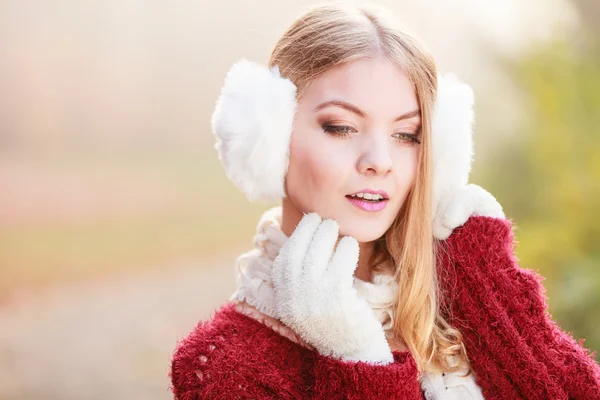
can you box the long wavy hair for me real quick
[268,2,470,373]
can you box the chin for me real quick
[337,219,390,243]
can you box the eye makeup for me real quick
[320,121,421,145]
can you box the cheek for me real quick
[289,138,332,187]
[286,130,349,207]
[405,151,419,183]
[391,149,419,200]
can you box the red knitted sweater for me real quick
[169,216,600,399]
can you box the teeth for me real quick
[350,193,385,201]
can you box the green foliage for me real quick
[475,35,600,360]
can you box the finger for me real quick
[303,218,339,282]
[276,212,322,287]
[327,235,360,288]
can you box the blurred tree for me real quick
[474,1,600,360]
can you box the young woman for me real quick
[169,3,600,399]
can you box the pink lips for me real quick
[347,197,388,211]
[346,189,389,212]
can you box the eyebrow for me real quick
[313,100,421,122]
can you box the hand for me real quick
[433,183,505,240]
[272,213,393,365]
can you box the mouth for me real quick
[345,190,389,212]
[345,189,389,202]
[345,194,387,202]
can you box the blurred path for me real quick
[0,256,237,400]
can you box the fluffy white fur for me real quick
[210,59,503,235]
[431,73,475,225]
[431,73,504,239]
[211,58,297,202]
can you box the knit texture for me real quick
[169,301,424,399]
[437,216,600,399]
[226,205,483,398]
[170,215,600,399]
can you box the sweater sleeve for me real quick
[437,216,600,400]
[311,351,424,399]
[169,322,278,400]
[169,303,309,400]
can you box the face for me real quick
[284,57,421,242]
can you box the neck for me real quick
[281,198,374,282]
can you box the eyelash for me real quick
[321,124,421,145]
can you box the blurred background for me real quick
[0,0,598,399]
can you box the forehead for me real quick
[300,57,419,116]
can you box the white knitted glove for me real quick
[433,183,505,240]
[272,212,394,365]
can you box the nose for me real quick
[357,135,393,176]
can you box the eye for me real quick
[321,124,357,138]
[322,123,421,145]
[392,132,421,145]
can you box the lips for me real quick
[346,196,388,212]
[345,189,390,212]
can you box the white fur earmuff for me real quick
[430,73,505,239]
[211,59,297,202]
[430,73,475,219]
[211,59,477,206]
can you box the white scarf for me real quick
[229,206,485,400]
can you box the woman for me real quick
[169,3,600,399]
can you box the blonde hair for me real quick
[269,2,470,373]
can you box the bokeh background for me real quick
[1,0,598,399]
